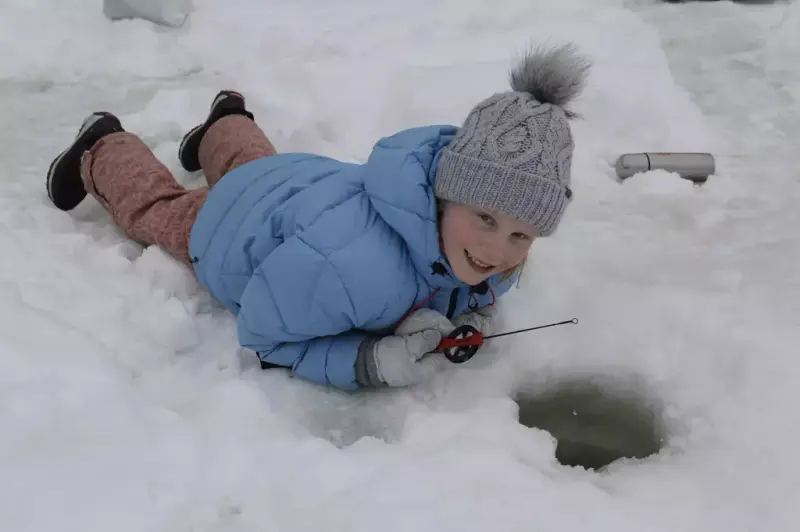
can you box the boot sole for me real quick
[46,113,119,211]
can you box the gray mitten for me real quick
[356,309,455,388]
[453,305,498,336]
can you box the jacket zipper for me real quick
[446,288,460,319]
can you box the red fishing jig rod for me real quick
[438,318,579,363]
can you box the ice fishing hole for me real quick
[514,377,667,471]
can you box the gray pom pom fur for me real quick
[509,43,591,115]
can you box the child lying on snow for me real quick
[45,43,590,390]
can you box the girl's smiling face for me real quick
[439,201,537,286]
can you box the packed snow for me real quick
[2,0,799,530]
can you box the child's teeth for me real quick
[468,251,490,268]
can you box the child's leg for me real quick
[177,90,277,188]
[198,114,277,187]
[80,132,207,267]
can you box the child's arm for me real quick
[236,254,370,390]
[234,231,423,390]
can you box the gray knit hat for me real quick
[435,44,591,236]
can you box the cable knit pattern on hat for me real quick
[435,43,591,236]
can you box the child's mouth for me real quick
[465,250,495,273]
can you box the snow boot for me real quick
[46,112,124,211]
[178,90,254,173]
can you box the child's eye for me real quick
[478,212,495,226]
[512,233,530,241]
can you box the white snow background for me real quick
[2,0,799,530]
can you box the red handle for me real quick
[438,331,484,350]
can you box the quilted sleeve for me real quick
[235,234,366,389]
[235,196,416,390]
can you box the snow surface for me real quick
[2,0,799,530]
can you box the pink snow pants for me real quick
[80,115,277,267]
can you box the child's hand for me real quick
[394,308,456,337]
[356,309,455,388]
[453,305,497,336]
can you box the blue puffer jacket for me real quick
[188,125,520,390]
